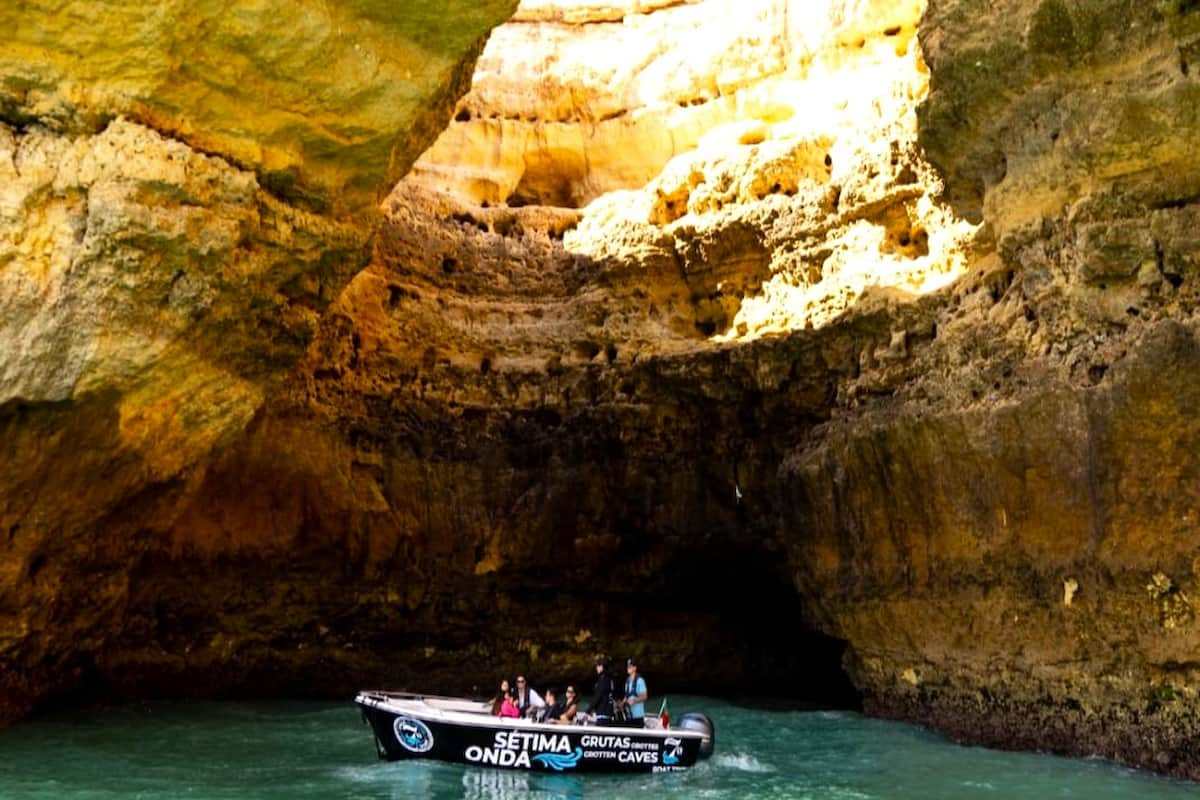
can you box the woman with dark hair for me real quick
[490,678,511,716]
[500,685,521,718]
[555,685,579,724]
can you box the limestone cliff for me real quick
[0,0,516,217]
[805,0,1200,778]
[3,0,1200,784]
[0,0,517,724]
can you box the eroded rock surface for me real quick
[408,0,975,340]
[0,0,516,217]
[796,0,1200,778]
[3,0,1200,783]
[0,1,515,724]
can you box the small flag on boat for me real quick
[659,697,670,728]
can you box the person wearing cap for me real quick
[622,657,649,728]
[588,657,617,723]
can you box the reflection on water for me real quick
[462,769,585,800]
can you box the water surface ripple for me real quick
[0,699,1193,798]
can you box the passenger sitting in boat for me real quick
[515,674,545,718]
[555,685,579,724]
[500,686,521,718]
[536,688,563,722]
[490,678,511,716]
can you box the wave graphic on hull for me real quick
[532,747,584,772]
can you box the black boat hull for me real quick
[356,695,702,773]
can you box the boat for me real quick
[355,690,715,773]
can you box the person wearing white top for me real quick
[515,674,545,717]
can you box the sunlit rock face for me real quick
[4,0,1200,782]
[0,0,515,217]
[317,0,1200,780]
[405,0,977,340]
[0,120,364,408]
[786,0,1200,780]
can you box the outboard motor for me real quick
[676,711,715,759]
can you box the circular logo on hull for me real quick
[393,715,434,753]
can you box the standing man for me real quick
[588,657,617,723]
[515,674,546,718]
[623,657,648,728]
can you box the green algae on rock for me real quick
[0,0,514,728]
[0,0,518,218]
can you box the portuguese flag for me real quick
[659,698,670,728]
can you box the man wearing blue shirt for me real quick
[622,657,648,728]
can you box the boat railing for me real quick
[356,690,492,714]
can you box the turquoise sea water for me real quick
[0,698,1194,799]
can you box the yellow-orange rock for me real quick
[4,0,1200,785]
[402,0,977,342]
[0,0,518,217]
[0,0,515,725]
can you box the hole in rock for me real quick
[27,553,47,580]
[492,215,521,237]
[662,546,861,709]
[573,340,602,360]
[507,149,588,208]
[35,653,103,715]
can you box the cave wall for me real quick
[0,0,518,724]
[1,0,946,722]
[1,0,1200,783]
[782,0,1200,778]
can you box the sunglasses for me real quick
[517,679,526,684]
